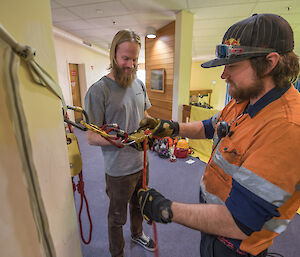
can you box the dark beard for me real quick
[227,78,264,102]
[113,64,137,88]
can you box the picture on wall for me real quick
[150,69,164,93]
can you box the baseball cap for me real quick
[202,13,294,68]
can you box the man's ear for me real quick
[265,52,280,74]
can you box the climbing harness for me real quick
[153,137,177,162]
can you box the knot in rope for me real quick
[15,45,36,61]
[72,180,76,193]
[77,180,85,194]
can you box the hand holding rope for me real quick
[64,105,158,150]
[64,106,129,148]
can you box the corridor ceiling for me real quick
[50,0,300,62]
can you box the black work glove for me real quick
[139,118,179,138]
[138,187,173,224]
[127,130,156,151]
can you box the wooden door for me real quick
[69,63,82,122]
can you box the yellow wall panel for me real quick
[190,61,227,110]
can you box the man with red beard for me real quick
[84,30,154,257]
[136,14,300,257]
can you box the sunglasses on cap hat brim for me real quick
[201,44,276,68]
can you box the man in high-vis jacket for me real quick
[137,14,300,257]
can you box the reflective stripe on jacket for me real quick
[202,85,300,255]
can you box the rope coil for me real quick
[76,172,93,244]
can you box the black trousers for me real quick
[200,233,268,257]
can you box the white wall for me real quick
[53,28,109,110]
[137,69,146,84]
[53,29,146,113]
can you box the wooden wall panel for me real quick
[145,21,175,120]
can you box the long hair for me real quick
[109,30,141,69]
[250,52,300,88]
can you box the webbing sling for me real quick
[1,25,56,257]
[0,24,93,248]
[0,24,67,114]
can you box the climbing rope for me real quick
[65,111,93,244]
[76,172,93,244]
[65,106,160,253]
[64,106,147,245]
[64,106,131,148]
[143,130,159,257]
[1,23,151,252]
[64,107,132,245]
[1,24,57,257]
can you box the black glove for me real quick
[126,130,156,151]
[139,118,179,138]
[138,187,173,224]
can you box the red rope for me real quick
[72,177,76,194]
[100,124,125,148]
[152,222,158,256]
[143,131,159,257]
[143,138,147,188]
[103,136,124,148]
[65,113,73,133]
[77,171,93,244]
[66,114,93,244]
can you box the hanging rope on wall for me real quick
[0,24,57,257]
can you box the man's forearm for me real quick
[178,121,206,139]
[86,130,120,146]
[171,202,248,240]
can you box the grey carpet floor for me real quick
[73,128,300,257]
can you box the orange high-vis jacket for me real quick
[202,85,300,255]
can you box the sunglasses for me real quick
[216,44,275,59]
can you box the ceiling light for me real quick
[146,27,156,39]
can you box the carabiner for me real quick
[63,105,89,131]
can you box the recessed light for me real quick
[146,27,156,39]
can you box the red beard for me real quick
[227,77,264,102]
[113,64,137,88]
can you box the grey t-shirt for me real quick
[84,76,151,176]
